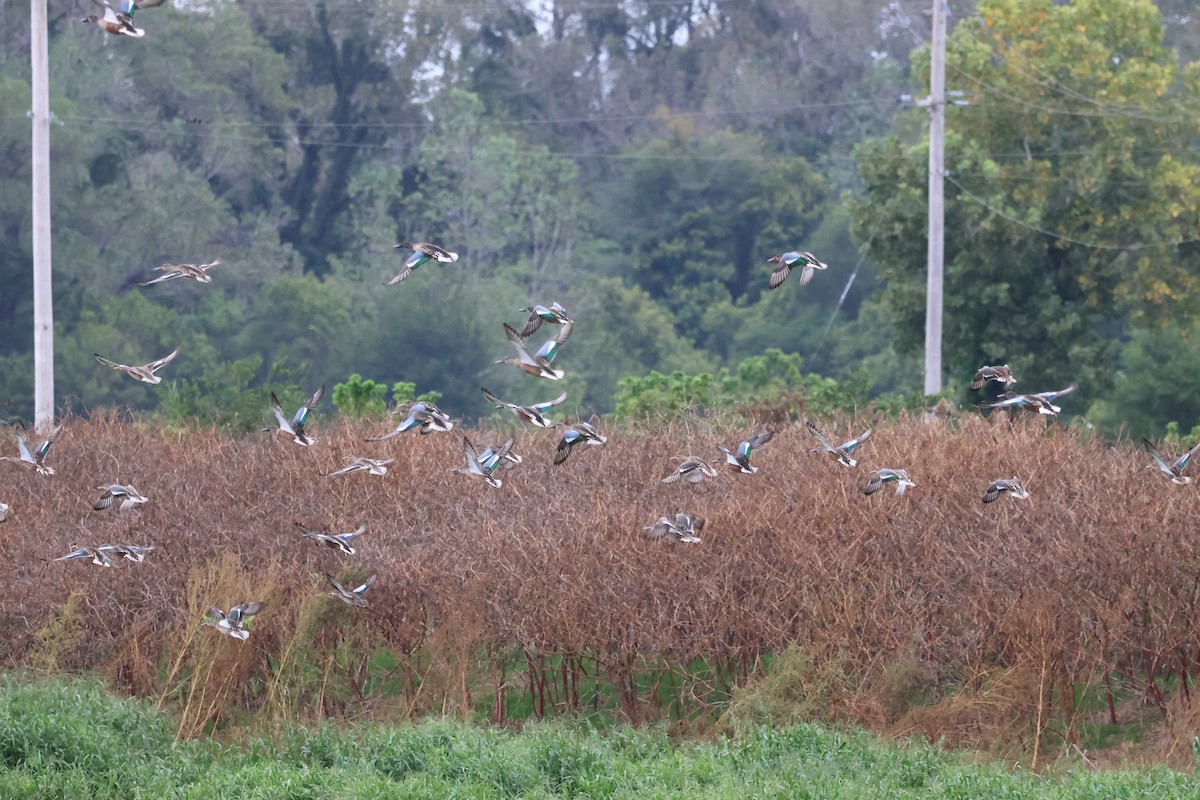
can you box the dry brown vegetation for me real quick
[3,409,1200,762]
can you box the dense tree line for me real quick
[0,0,1196,437]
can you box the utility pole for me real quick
[31,0,54,428]
[923,0,946,396]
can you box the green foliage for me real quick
[158,355,290,433]
[1086,324,1200,440]
[28,593,84,675]
[611,129,831,347]
[850,0,1200,416]
[613,349,872,420]
[0,0,1194,432]
[723,646,854,738]
[331,374,389,420]
[4,676,1200,798]
[329,375,446,421]
[391,382,443,407]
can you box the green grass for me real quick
[0,676,1197,799]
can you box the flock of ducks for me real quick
[3,236,855,633]
[20,8,1200,630]
[5,216,1198,634]
[12,215,1199,620]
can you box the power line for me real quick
[944,171,1200,250]
[968,11,1200,119]
[945,62,1196,125]
[808,251,866,364]
[51,96,897,131]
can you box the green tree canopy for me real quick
[849,0,1200,404]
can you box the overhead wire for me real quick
[945,62,1195,124]
[942,170,1200,251]
[968,10,1200,118]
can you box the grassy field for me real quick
[1,676,1197,799]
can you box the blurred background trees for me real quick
[0,0,1196,435]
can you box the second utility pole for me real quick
[31,0,54,429]
[924,0,946,396]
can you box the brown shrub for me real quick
[4,409,1200,759]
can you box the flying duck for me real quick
[986,385,1076,417]
[138,259,221,286]
[326,573,377,607]
[554,421,607,465]
[982,477,1030,503]
[93,484,149,512]
[644,512,705,543]
[1142,438,1200,485]
[366,402,454,441]
[660,457,719,485]
[94,348,178,384]
[518,302,572,338]
[480,387,567,428]
[496,321,573,380]
[268,385,325,446]
[969,364,1016,391]
[3,420,63,476]
[718,429,773,474]
[864,468,916,496]
[454,437,507,488]
[324,456,394,477]
[50,545,114,567]
[203,602,265,640]
[387,241,459,285]
[807,420,873,467]
[295,522,367,555]
[767,251,827,290]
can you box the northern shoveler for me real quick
[554,422,607,465]
[477,439,522,470]
[365,402,454,441]
[93,484,149,512]
[98,543,155,562]
[969,364,1016,391]
[81,0,158,37]
[864,468,916,496]
[518,302,572,338]
[138,259,221,286]
[455,437,506,488]
[295,522,367,555]
[387,241,459,285]
[50,545,114,567]
[324,456,394,477]
[268,385,325,446]
[326,573,377,607]
[718,429,772,474]
[95,348,178,384]
[644,512,705,543]
[2,420,63,476]
[807,420,873,468]
[986,385,1076,417]
[661,457,719,485]
[203,602,265,640]
[1142,438,1200,485]
[982,477,1029,503]
[480,387,567,428]
[496,321,573,380]
[767,251,827,290]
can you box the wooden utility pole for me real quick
[923,0,946,396]
[31,0,54,428]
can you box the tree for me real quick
[849,0,1200,411]
[1087,324,1200,440]
[610,126,829,348]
